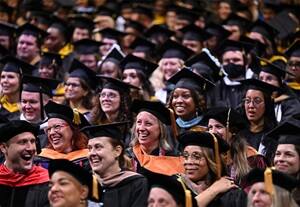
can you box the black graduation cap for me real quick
[49,15,70,41]
[175,5,199,23]
[97,75,139,93]
[255,56,293,79]
[205,22,231,40]
[263,2,280,13]
[0,56,35,75]
[69,59,98,90]
[132,4,153,19]
[45,100,90,128]
[40,52,62,67]
[28,10,53,27]
[144,169,198,207]
[167,67,215,92]
[17,23,48,40]
[22,75,60,96]
[158,39,194,61]
[124,20,146,34]
[95,5,117,19]
[265,119,300,146]
[178,131,229,152]
[0,2,13,16]
[131,99,171,125]
[185,52,221,82]
[101,47,125,65]
[223,13,251,30]
[285,40,300,57]
[203,107,247,131]
[180,24,212,42]
[144,25,175,40]
[69,15,94,31]
[120,54,158,78]
[218,39,253,56]
[250,19,279,42]
[95,28,126,42]
[81,122,128,141]
[48,159,100,202]
[130,36,156,54]
[239,78,280,95]
[239,35,267,57]
[73,38,102,55]
[0,21,16,36]
[245,168,298,192]
[0,120,39,143]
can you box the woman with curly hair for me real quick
[167,68,214,133]
[35,101,91,170]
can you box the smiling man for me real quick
[0,120,49,207]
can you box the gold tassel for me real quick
[168,108,178,138]
[92,175,99,200]
[73,108,81,125]
[225,108,231,165]
[264,168,274,195]
[177,176,192,207]
[210,133,221,179]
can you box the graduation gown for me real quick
[98,171,148,207]
[207,188,247,207]
[0,164,49,207]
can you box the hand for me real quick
[209,177,238,194]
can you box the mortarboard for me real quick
[28,10,53,28]
[17,22,49,40]
[239,78,280,96]
[185,52,221,82]
[284,40,300,57]
[69,59,98,90]
[144,169,198,207]
[132,4,153,19]
[94,27,126,42]
[97,75,139,93]
[203,107,247,131]
[120,54,158,78]
[0,56,35,75]
[205,22,231,40]
[40,52,62,67]
[223,13,251,31]
[240,35,267,57]
[73,38,102,55]
[250,19,279,42]
[178,131,229,178]
[95,5,117,19]
[48,159,100,202]
[255,56,293,80]
[265,119,300,146]
[175,5,199,23]
[45,100,90,128]
[81,122,128,141]
[124,20,146,34]
[131,99,171,125]
[218,39,253,56]
[158,39,194,60]
[130,36,156,54]
[0,120,39,143]
[101,47,124,65]
[167,67,215,92]
[245,168,298,193]
[69,15,94,31]
[180,24,212,42]
[144,25,175,40]
[0,21,16,36]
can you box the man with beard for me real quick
[212,39,252,109]
[0,120,49,207]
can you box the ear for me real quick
[0,143,7,153]
[114,145,122,158]
[80,185,89,200]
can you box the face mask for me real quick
[223,63,245,79]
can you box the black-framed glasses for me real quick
[287,61,300,68]
[45,123,69,134]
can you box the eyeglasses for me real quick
[45,123,69,134]
[100,92,118,99]
[244,97,264,107]
[287,61,300,68]
[64,82,81,88]
[182,151,205,161]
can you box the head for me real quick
[100,38,118,56]
[287,56,300,82]
[0,71,21,96]
[148,187,180,207]
[72,27,90,43]
[48,170,89,207]
[99,88,121,116]
[0,131,36,173]
[274,144,300,177]
[182,39,203,53]
[45,26,66,52]
[38,61,59,79]
[45,117,87,153]
[88,136,123,178]
[77,54,99,72]
[259,71,280,87]
[122,68,142,88]
[169,88,202,121]
[17,34,40,62]
[222,49,246,80]
[159,57,184,81]
[99,60,122,79]
[131,111,171,152]
[21,91,50,123]
[208,118,232,141]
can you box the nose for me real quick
[251,192,261,204]
[123,77,130,83]
[209,126,217,134]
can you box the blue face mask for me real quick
[223,63,245,79]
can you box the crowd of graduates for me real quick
[0,0,300,206]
